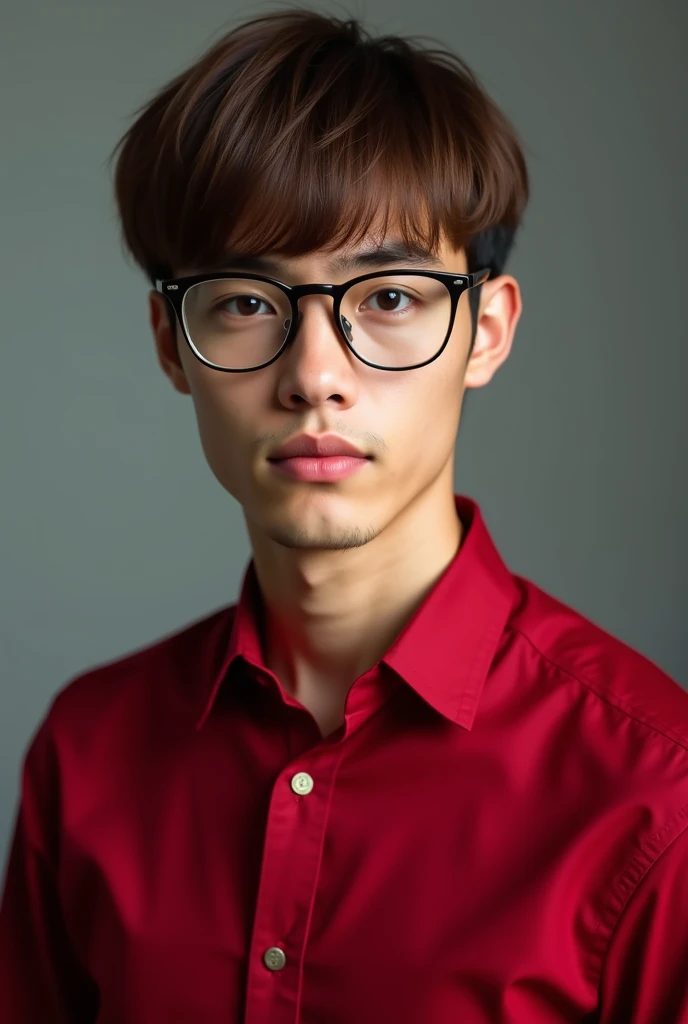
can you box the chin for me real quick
[264,515,380,552]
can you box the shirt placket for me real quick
[243,738,347,1024]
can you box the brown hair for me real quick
[110,6,530,342]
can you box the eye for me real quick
[219,294,275,316]
[363,288,414,313]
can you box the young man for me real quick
[1,8,686,1022]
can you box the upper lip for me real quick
[269,434,369,459]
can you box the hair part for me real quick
[110,7,530,347]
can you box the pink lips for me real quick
[269,456,368,482]
[268,433,371,482]
[269,433,367,459]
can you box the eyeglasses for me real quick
[156,268,490,372]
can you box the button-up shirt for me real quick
[1,494,687,1023]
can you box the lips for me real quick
[268,434,369,460]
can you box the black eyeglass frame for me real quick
[156,267,491,373]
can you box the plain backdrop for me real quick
[1,0,686,872]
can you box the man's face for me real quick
[149,233,518,551]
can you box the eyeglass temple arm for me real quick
[466,268,491,288]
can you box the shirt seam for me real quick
[507,624,688,754]
[591,804,688,987]
[508,624,688,986]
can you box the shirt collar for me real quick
[196,494,518,732]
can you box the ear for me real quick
[463,274,522,389]
[148,290,192,395]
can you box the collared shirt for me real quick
[1,493,687,1023]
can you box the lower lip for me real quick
[268,456,370,481]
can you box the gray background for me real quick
[1,0,686,873]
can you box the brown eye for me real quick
[220,295,274,316]
[364,289,413,313]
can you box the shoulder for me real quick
[16,604,237,858]
[506,575,688,967]
[508,573,688,752]
[35,603,237,753]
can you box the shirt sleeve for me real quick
[0,716,99,1022]
[598,819,688,1024]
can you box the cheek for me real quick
[383,371,463,479]
[186,372,260,493]
[392,315,468,446]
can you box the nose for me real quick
[276,291,360,410]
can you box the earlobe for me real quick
[463,275,521,390]
[148,291,192,395]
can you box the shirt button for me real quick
[291,772,314,796]
[263,946,287,971]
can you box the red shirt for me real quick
[1,494,687,1023]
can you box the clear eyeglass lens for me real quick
[183,279,292,370]
[341,275,452,367]
[182,275,452,369]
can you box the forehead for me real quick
[187,233,465,279]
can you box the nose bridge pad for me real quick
[341,315,353,343]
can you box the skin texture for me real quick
[149,230,522,736]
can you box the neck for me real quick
[246,478,464,722]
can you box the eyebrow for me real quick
[215,240,444,276]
